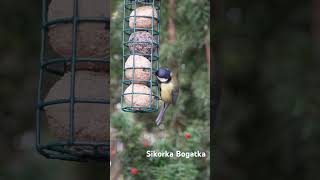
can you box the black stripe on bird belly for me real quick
[160,83,174,104]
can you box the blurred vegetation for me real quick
[212,0,319,180]
[110,0,210,179]
[111,112,209,179]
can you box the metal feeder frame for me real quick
[121,0,160,113]
[36,0,110,162]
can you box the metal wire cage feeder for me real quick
[36,0,110,162]
[121,0,160,113]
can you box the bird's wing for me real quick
[172,87,179,105]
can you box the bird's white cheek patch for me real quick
[157,77,168,83]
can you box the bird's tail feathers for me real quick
[156,103,169,126]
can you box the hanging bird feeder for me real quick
[36,0,110,162]
[121,0,160,113]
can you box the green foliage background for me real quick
[110,0,210,179]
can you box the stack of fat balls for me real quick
[124,3,158,110]
[44,0,109,154]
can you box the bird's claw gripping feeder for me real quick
[36,0,110,162]
[121,0,160,113]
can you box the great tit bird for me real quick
[154,67,179,126]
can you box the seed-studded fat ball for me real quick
[125,55,151,82]
[128,31,156,55]
[124,84,152,109]
[129,6,158,29]
[44,71,109,142]
[48,0,109,57]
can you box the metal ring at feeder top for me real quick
[125,0,161,11]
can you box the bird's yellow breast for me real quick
[160,82,174,104]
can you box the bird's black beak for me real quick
[153,71,158,76]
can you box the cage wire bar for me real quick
[121,0,160,113]
[36,0,110,162]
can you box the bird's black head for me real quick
[155,67,172,83]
